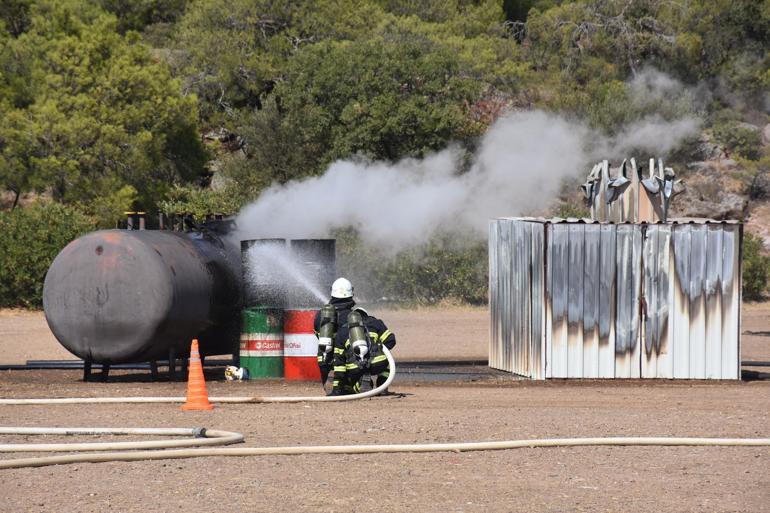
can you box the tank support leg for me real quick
[150,361,159,381]
[168,348,177,381]
[83,361,92,382]
[181,357,188,377]
[100,364,110,382]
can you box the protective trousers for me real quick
[331,331,391,394]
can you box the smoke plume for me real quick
[236,73,701,248]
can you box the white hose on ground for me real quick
[0,427,243,452]
[0,347,397,405]
[1,435,769,470]
[1,347,767,470]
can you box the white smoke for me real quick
[603,115,700,157]
[237,111,587,247]
[236,73,701,248]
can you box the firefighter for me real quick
[314,277,396,396]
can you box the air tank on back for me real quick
[42,226,241,364]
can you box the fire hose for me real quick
[1,431,769,470]
[1,346,769,469]
[0,347,397,405]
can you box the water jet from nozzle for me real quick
[241,239,335,308]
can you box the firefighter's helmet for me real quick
[331,277,353,299]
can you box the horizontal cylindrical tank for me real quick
[43,229,241,364]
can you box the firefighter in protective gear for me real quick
[314,277,396,395]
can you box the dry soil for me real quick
[0,306,768,513]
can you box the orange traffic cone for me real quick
[181,339,214,411]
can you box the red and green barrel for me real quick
[240,307,284,378]
[239,238,336,381]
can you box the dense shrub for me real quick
[743,233,770,301]
[158,184,243,219]
[336,229,488,305]
[713,121,763,160]
[0,203,95,308]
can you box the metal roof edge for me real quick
[492,217,742,226]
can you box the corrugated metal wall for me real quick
[489,219,741,379]
[641,223,741,379]
[488,219,545,378]
[545,223,643,378]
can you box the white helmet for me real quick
[331,277,353,299]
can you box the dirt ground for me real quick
[0,306,490,365]
[3,303,768,363]
[0,305,769,512]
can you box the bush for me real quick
[743,232,770,301]
[555,200,590,219]
[713,121,763,160]
[335,229,488,305]
[158,184,244,219]
[0,203,95,308]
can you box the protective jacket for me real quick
[313,297,395,394]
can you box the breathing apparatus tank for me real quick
[318,304,337,354]
[348,310,369,361]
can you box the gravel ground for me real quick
[0,306,768,512]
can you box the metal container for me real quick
[43,229,241,364]
[283,308,321,381]
[241,239,288,307]
[287,239,336,307]
[239,239,334,381]
[489,218,742,379]
[240,307,284,378]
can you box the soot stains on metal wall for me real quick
[489,218,741,380]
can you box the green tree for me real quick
[99,0,187,34]
[239,34,480,181]
[713,121,764,161]
[172,0,301,122]
[0,202,95,307]
[743,233,770,301]
[0,0,33,37]
[158,183,243,219]
[0,0,207,225]
[172,0,394,124]
[503,0,565,23]
[335,228,488,304]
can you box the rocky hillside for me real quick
[670,123,770,248]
